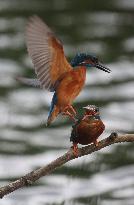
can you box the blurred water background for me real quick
[0,0,134,204]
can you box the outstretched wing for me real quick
[26,15,72,91]
[16,76,41,88]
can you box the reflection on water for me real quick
[0,0,134,204]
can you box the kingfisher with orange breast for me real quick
[70,105,105,156]
[17,16,111,126]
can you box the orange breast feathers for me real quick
[56,67,86,110]
[75,118,105,145]
[78,119,105,137]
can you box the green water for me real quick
[0,0,134,204]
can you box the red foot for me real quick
[69,105,77,116]
[63,105,77,116]
[62,110,76,122]
[82,114,92,121]
[62,105,77,122]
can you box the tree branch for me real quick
[0,133,134,199]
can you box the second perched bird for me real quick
[18,16,111,126]
[70,105,105,156]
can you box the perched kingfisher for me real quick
[70,105,105,156]
[17,16,111,126]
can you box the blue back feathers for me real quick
[70,53,98,67]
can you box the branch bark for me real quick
[0,133,134,199]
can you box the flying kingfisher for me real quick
[70,105,105,156]
[17,16,111,126]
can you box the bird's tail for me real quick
[46,105,60,126]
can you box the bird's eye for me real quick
[92,56,98,63]
[95,108,99,112]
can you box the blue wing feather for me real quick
[47,92,57,119]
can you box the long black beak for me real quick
[95,63,111,73]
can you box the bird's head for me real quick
[70,53,111,73]
[83,105,99,116]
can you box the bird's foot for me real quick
[69,105,77,116]
[64,105,77,116]
[82,114,92,121]
[72,143,79,157]
[62,110,76,123]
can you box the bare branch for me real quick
[0,133,134,198]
